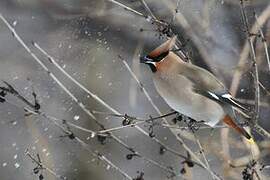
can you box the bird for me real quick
[140,36,252,140]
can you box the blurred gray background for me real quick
[0,0,269,180]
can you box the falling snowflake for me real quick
[14,163,20,169]
[73,115,80,121]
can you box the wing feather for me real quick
[176,63,248,112]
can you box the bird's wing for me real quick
[176,64,249,112]
[192,84,248,112]
[174,72,251,139]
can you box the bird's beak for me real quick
[139,55,157,71]
[140,55,153,64]
[140,50,169,64]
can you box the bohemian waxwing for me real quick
[140,36,252,140]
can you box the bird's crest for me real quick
[148,36,177,59]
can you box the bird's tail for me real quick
[223,115,251,139]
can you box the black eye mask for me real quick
[140,50,169,63]
[147,51,169,62]
[140,51,169,73]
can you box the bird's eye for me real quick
[140,56,152,63]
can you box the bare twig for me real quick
[97,111,177,134]
[45,109,178,176]
[108,0,189,61]
[171,0,181,24]
[0,81,39,110]
[238,0,270,140]
[0,14,98,124]
[31,41,200,167]
[108,0,145,17]
[140,0,158,20]
[222,6,270,178]
[25,150,66,180]
[254,12,270,72]
[162,124,228,130]
[4,89,125,179]
[164,0,222,77]
[192,133,211,168]
[75,137,134,180]
[258,81,270,97]
[230,4,270,95]
[250,72,270,97]
[107,0,166,26]
[121,58,221,179]
[0,15,180,177]
[237,98,269,108]
[26,109,133,179]
[32,98,179,176]
[240,0,260,124]
[46,115,134,180]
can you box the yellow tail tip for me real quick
[247,138,255,144]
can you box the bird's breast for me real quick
[153,73,225,127]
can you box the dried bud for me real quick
[159,146,166,155]
[186,160,194,167]
[126,154,133,160]
[39,174,44,180]
[97,135,107,145]
[180,167,186,174]
[33,167,39,174]
[68,133,75,140]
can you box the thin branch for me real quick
[254,12,270,72]
[0,14,98,125]
[26,108,133,179]
[238,0,270,144]
[3,84,177,177]
[252,124,270,139]
[224,7,270,172]
[194,137,214,179]
[0,15,179,177]
[250,72,270,97]
[108,0,189,61]
[25,150,66,180]
[97,111,177,134]
[162,124,228,130]
[171,0,181,24]
[237,98,269,108]
[140,0,158,20]
[183,116,215,180]
[107,0,166,25]
[32,43,119,116]
[240,0,260,124]
[3,87,131,179]
[121,58,221,179]
[258,81,270,97]
[41,114,134,180]
[53,119,134,179]
[230,4,270,95]
[48,114,177,177]
[2,94,97,137]
[30,41,199,167]
[109,0,145,17]
[75,137,133,180]
[164,0,222,77]
[0,81,37,110]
